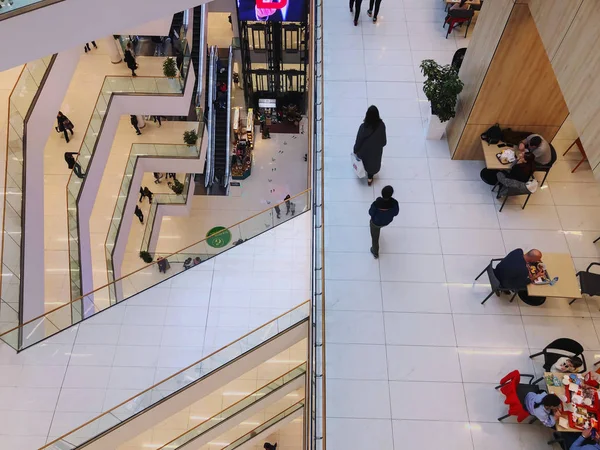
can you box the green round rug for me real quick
[206,226,232,248]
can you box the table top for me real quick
[445,0,481,4]
[545,372,595,433]
[481,140,512,170]
[527,253,582,299]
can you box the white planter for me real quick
[425,108,446,140]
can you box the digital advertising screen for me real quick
[237,0,306,22]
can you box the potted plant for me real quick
[419,59,464,140]
[139,251,153,264]
[169,178,184,195]
[183,129,198,146]
[163,57,178,78]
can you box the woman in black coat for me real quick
[124,42,137,77]
[353,105,387,186]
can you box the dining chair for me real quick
[535,144,557,187]
[474,258,518,304]
[529,338,587,379]
[496,370,542,423]
[492,173,532,212]
[572,262,600,306]
[443,9,474,38]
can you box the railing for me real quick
[309,0,326,446]
[139,174,193,256]
[40,301,310,450]
[105,128,203,305]
[0,56,54,346]
[205,46,217,188]
[222,400,305,450]
[224,45,233,188]
[0,0,63,21]
[159,363,307,450]
[66,46,193,321]
[0,189,310,350]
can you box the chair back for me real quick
[449,9,474,19]
[548,144,558,167]
[542,338,586,372]
[498,370,532,422]
[486,263,502,291]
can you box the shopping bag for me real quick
[351,153,367,179]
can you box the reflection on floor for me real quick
[43,43,167,312]
[118,340,306,450]
[322,2,600,450]
[0,212,310,449]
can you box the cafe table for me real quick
[545,372,594,433]
[527,253,582,300]
[482,140,512,170]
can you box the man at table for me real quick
[518,134,551,165]
[494,248,547,306]
[570,428,600,449]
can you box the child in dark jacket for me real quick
[368,185,399,259]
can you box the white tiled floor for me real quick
[322,2,600,450]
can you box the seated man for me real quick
[570,428,600,449]
[519,134,551,165]
[494,248,546,306]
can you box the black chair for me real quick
[547,431,583,449]
[492,174,532,212]
[535,143,557,187]
[571,262,600,306]
[495,372,543,424]
[475,258,518,304]
[529,338,587,377]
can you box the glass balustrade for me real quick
[66,45,192,322]
[222,400,305,450]
[40,301,310,450]
[0,56,54,349]
[160,363,307,450]
[0,0,62,19]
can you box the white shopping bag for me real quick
[351,153,367,179]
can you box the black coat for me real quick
[353,121,387,175]
[124,50,136,70]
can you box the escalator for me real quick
[191,5,205,106]
[213,51,229,188]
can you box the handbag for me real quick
[351,153,367,179]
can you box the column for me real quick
[102,36,122,64]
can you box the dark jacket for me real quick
[57,114,73,131]
[494,248,530,290]
[507,161,534,183]
[369,197,399,227]
[124,49,136,70]
[64,152,77,169]
[353,121,387,176]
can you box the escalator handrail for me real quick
[158,362,307,450]
[39,300,310,450]
[224,45,233,188]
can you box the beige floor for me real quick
[43,44,167,312]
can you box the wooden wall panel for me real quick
[469,4,569,126]
[453,124,560,161]
[447,0,514,156]
[551,0,600,174]
[523,0,583,60]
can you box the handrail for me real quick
[222,399,305,450]
[39,300,310,450]
[0,189,310,349]
[224,45,233,188]
[157,362,307,450]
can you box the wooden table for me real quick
[527,253,582,300]
[482,140,512,170]
[445,0,480,4]
[545,372,581,432]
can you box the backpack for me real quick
[481,123,502,144]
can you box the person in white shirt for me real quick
[524,392,562,427]
[550,356,584,373]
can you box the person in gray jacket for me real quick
[353,105,387,186]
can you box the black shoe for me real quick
[370,247,379,259]
[367,9,372,16]
[354,19,358,26]
[373,16,377,22]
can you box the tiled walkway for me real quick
[322,1,600,450]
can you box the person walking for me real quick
[367,0,382,22]
[84,41,97,53]
[354,105,387,186]
[130,115,142,135]
[284,194,291,215]
[134,205,144,224]
[142,187,153,203]
[57,111,74,143]
[124,42,138,76]
[274,204,281,219]
[153,115,162,126]
[349,0,362,25]
[368,185,399,259]
[64,152,85,179]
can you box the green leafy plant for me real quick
[183,129,198,146]
[163,57,178,78]
[169,178,184,195]
[139,251,153,263]
[420,59,464,123]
